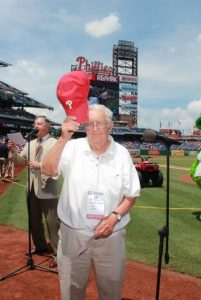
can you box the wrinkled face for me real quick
[85,109,113,146]
[34,117,50,138]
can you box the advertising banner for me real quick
[97,74,119,82]
[148,149,161,156]
[119,75,138,83]
[120,95,138,101]
[184,150,198,156]
[120,103,137,111]
[120,83,138,93]
[171,150,184,156]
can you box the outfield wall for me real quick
[129,149,199,157]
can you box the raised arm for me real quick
[42,117,80,176]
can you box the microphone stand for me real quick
[0,134,57,281]
[142,128,181,300]
[155,143,170,300]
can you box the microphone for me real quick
[25,128,39,139]
[143,129,182,146]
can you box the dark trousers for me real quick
[28,185,59,255]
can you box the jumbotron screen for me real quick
[88,78,119,117]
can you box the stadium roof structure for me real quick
[0,59,60,135]
[0,81,53,110]
[0,60,12,68]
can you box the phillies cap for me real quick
[56,70,90,123]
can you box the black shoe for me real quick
[25,247,49,256]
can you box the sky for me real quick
[1,0,201,134]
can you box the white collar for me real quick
[39,134,49,142]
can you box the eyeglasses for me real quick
[85,121,109,130]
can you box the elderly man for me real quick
[42,104,141,299]
[8,116,59,268]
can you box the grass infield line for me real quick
[2,180,200,211]
[0,178,26,188]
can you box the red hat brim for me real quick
[56,70,90,123]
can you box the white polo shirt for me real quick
[57,136,140,233]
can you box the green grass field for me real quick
[0,155,201,278]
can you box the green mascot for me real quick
[190,116,201,188]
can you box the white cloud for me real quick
[85,14,121,38]
[8,59,46,80]
[187,99,201,115]
[138,99,201,134]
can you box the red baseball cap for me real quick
[56,70,90,123]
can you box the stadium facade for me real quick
[71,40,138,127]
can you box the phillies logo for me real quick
[66,100,73,109]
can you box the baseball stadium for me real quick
[0,41,201,299]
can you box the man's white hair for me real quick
[88,104,113,122]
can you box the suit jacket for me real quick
[0,144,8,159]
[9,136,58,199]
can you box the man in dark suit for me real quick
[8,116,59,268]
[0,140,9,180]
[0,141,8,159]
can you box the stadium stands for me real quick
[0,60,59,137]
